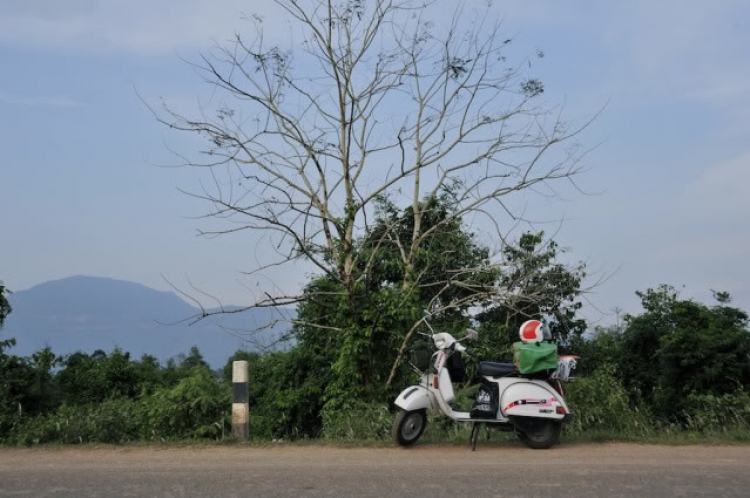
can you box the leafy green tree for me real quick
[291,195,497,414]
[26,347,60,413]
[619,285,750,419]
[156,347,211,387]
[0,345,62,422]
[0,282,11,329]
[132,354,168,394]
[0,282,32,437]
[361,195,496,309]
[179,346,210,372]
[0,345,35,437]
[56,348,140,404]
[286,198,590,426]
[567,325,623,376]
[475,232,587,359]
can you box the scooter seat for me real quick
[479,361,517,377]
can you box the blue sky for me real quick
[1,0,749,323]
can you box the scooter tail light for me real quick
[556,405,567,415]
[433,375,439,389]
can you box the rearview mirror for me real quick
[466,328,479,340]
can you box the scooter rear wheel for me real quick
[516,419,561,450]
[392,409,427,446]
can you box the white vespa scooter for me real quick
[393,318,576,450]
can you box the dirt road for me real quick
[2,443,749,497]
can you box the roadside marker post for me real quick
[232,361,249,441]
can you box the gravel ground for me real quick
[2,443,749,497]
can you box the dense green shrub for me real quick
[0,340,35,438]
[564,365,653,437]
[617,286,750,420]
[567,326,624,376]
[222,349,327,439]
[321,402,392,441]
[142,367,230,440]
[4,398,141,445]
[683,390,750,432]
[3,370,231,445]
[57,348,146,404]
[0,282,11,327]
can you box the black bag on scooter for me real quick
[446,351,466,382]
[470,381,499,419]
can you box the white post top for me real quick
[232,360,249,383]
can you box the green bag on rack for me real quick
[512,341,559,375]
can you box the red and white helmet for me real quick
[519,320,544,343]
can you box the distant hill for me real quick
[1,276,293,367]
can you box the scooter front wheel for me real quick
[515,418,561,450]
[392,409,427,446]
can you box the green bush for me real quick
[618,286,750,420]
[683,390,750,432]
[56,348,141,405]
[564,365,653,437]
[223,349,328,440]
[4,398,141,445]
[141,367,230,440]
[3,367,232,446]
[321,402,392,441]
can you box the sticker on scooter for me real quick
[505,397,559,412]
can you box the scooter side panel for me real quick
[498,380,565,420]
[394,385,438,414]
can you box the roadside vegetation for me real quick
[2,242,750,446]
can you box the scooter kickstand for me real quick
[470,422,480,452]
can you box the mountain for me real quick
[1,275,292,367]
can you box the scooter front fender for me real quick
[394,385,437,414]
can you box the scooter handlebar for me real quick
[454,343,477,358]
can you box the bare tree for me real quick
[147,0,594,386]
